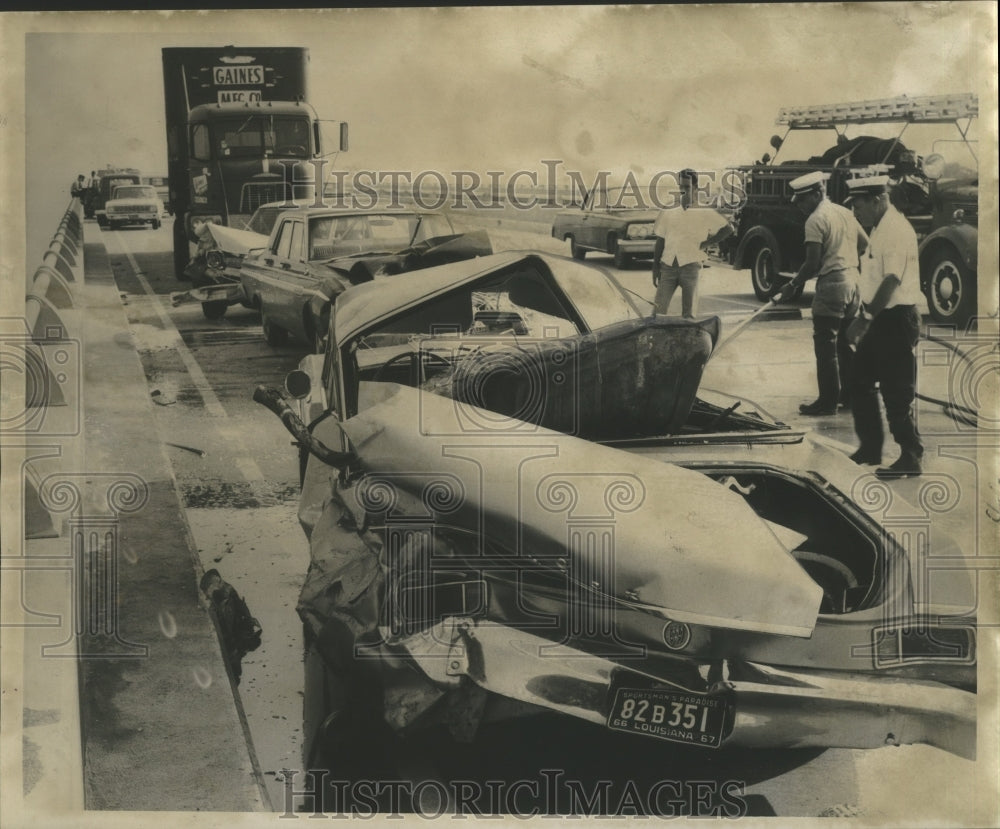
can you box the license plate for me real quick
[607,687,728,748]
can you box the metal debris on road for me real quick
[165,441,206,457]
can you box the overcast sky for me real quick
[14,4,996,256]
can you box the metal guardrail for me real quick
[22,198,84,538]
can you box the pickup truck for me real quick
[92,168,142,228]
[551,186,659,268]
[102,184,164,231]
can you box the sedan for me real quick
[239,208,492,350]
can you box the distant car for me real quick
[239,207,493,350]
[551,186,659,268]
[102,184,163,230]
[92,169,142,225]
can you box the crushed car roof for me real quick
[334,250,531,344]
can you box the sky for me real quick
[9,4,997,259]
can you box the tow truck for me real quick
[723,93,979,327]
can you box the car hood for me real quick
[558,207,660,223]
[331,383,823,637]
[208,224,270,257]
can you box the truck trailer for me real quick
[162,46,337,281]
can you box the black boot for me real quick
[849,447,882,465]
[800,399,838,416]
[875,451,923,479]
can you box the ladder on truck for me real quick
[778,93,978,129]
[774,93,978,166]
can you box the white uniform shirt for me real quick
[804,198,866,276]
[859,205,923,307]
[653,206,728,267]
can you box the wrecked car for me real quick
[178,200,307,320]
[240,207,493,351]
[254,250,976,799]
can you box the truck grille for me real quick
[240,182,292,214]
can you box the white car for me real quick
[103,184,164,230]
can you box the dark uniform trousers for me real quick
[851,305,923,458]
[811,272,860,408]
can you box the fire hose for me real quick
[713,299,983,428]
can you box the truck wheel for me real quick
[925,248,976,327]
[613,242,631,270]
[751,243,781,301]
[262,313,288,347]
[567,236,587,261]
[201,301,228,320]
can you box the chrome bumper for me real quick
[402,620,975,759]
[189,283,243,304]
[616,238,656,255]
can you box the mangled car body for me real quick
[255,251,976,783]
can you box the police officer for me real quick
[844,169,924,478]
[776,171,867,415]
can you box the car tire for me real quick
[613,243,631,270]
[925,247,976,327]
[152,219,161,230]
[568,236,587,261]
[201,301,228,320]
[751,242,781,301]
[262,313,288,347]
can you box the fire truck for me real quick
[162,46,347,281]
[724,94,979,327]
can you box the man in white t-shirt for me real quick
[844,171,924,478]
[651,169,732,319]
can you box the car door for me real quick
[275,219,315,337]
[577,191,599,248]
[251,218,299,329]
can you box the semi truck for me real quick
[162,46,346,282]
[722,93,979,327]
